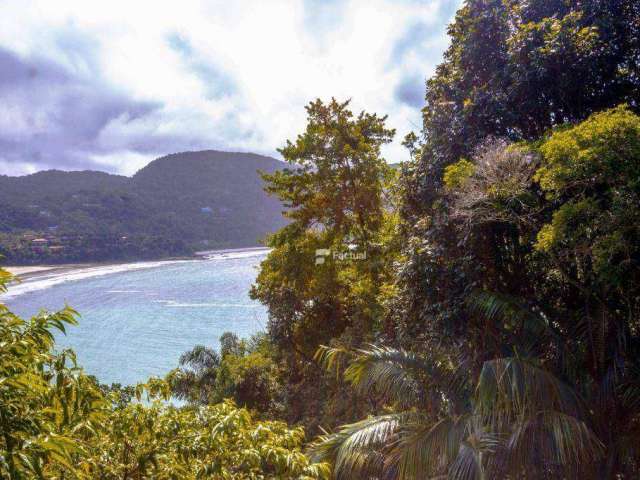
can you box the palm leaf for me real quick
[338,344,464,409]
[477,358,584,423]
[466,291,560,355]
[503,410,604,476]
[308,413,412,479]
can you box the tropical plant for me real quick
[310,330,579,477]
[83,388,329,479]
[169,332,282,414]
[0,269,329,479]
[0,270,107,479]
[250,98,401,432]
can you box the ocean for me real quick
[2,249,269,386]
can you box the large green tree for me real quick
[251,98,399,431]
[403,0,639,218]
[313,107,640,478]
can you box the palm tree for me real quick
[169,345,221,404]
[308,292,640,479]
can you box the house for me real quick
[31,238,49,253]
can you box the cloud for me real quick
[0,46,162,171]
[394,74,425,108]
[166,33,237,100]
[0,0,462,175]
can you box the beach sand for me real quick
[6,265,60,276]
[2,248,270,284]
[4,264,94,280]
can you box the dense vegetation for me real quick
[245,0,640,478]
[0,151,287,264]
[2,0,640,478]
[0,270,328,479]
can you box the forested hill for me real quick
[0,151,288,264]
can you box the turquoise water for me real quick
[3,251,268,386]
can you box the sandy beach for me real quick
[3,247,270,281]
[0,248,271,301]
[5,264,80,278]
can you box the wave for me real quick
[2,260,189,300]
[201,248,271,261]
[1,248,271,301]
[154,300,261,308]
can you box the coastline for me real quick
[2,246,270,283]
[3,257,195,282]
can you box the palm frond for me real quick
[448,443,485,480]
[467,291,558,354]
[178,345,220,370]
[308,413,412,479]
[314,345,352,379]
[343,344,463,408]
[477,358,584,424]
[344,346,425,406]
[391,414,500,480]
[393,415,468,479]
[503,410,604,476]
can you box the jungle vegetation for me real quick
[2,0,640,478]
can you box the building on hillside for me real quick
[31,238,49,253]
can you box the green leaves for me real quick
[84,398,328,479]
[0,270,327,479]
[0,278,103,479]
[251,98,401,432]
[534,106,640,291]
[312,343,605,479]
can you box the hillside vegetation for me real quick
[2,0,640,478]
[0,151,287,263]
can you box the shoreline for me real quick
[2,246,270,282]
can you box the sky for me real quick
[0,0,461,176]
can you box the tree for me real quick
[310,337,605,479]
[313,104,640,478]
[403,0,639,218]
[170,332,282,415]
[0,270,107,479]
[250,98,399,431]
[0,269,329,479]
[84,394,329,479]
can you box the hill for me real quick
[0,151,287,264]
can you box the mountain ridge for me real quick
[0,150,288,264]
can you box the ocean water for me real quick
[2,250,269,386]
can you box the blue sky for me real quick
[0,0,461,175]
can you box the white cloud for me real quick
[89,150,158,176]
[0,0,461,174]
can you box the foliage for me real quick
[83,397,328,479]
[386,0,640,475]
[534,105,640,287]
[443,158,475,189]
[250,98,400,432]
[402,0,640,218]
[387,108,640,476]
[310,305,620,479]
[0,269,107,478]
[0,151,287,264]
[170,332,282,415]
[446,138,540,228]
[0,269,328,479]
[293,3,640,478]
